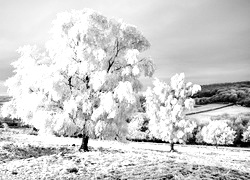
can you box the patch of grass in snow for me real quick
[0,142,71,163]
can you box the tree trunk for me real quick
[79,123,89,152]
[79,133,89,152]
[170,142,175,152]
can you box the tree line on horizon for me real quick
[194,81,250,107]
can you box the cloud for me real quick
[147,0,250,85]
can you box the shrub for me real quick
[127,113,150,141]
[195,128,205,144]
[201,120,236,147]
[184,125,200,144]
[184,118,208,144]
[228,94,238,103]
[226,113,250,145]
[210,95,220,103]
[194,122,209,144]
[237,90,247,98]
[196,97,210,105]
[209,113,250,146]
[2,122,9,130]
[25,127,39,136]
[242,98,250,107]
[242,126,250,142]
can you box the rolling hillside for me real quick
[0,96,11,106]
[194,81,250,107]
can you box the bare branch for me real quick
[68,77,73,91]
[107,38,120,73]
[112,58,145,72]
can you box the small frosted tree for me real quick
[1,9,154,151]
[1,45,50,124]
[145,73,201,151]
[201,120,236,147]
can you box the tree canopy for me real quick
[1,9,155,142]
[145,73,201,150]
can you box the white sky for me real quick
[0,0,250,94]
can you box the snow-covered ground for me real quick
[187,104,250,124]
[0,128,250,179]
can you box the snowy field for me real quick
[187,104,250,124]
[0,128,250,180]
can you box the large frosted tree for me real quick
[145,73,201,151]
[1,9,154,151]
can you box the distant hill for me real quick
[194,81,250,107]
[0,96,11,106]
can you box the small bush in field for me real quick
[183,118,208,144]
[242,126,250,142]
[194,122,210,144]
[195,129,205,144]
[183,118,205,144]
[127,113,150,140]
[2,123,9,130]
[201,121,236,147]
[214,113,250,145]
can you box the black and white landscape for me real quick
[0,0,250,179]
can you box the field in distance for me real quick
[187,104,250,124]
